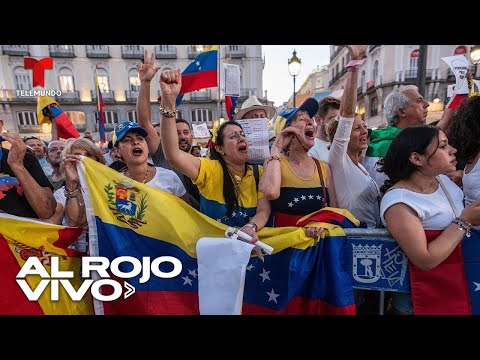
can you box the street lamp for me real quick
[470,45,480,78]
[288,49,301,107]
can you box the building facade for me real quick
[0,45,266,141]
[328,45,474,128]
[286,65,329,107]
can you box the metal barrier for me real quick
[344,228,410,315]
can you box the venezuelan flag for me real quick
[0,213,93,315]
[409,229,480,315]
[79,158,357,315]
[95,66,106,143]
[176,45,218,106]
[36,96,80,139]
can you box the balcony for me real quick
[56,90,80,102]
[2,45,29,56]
[0,89,36,102]
[121,46,144,59]
[86,45,110,58]
[91,90,115,103]
[155,45,177,59]
[125,90,139,102]
[329,68,348,87]
[190,89,211,101]
[49,45,75,57]
[18,125,42,133]
[329,46,343,62]
[240,88,257,99]
[404,69,434,81]
[225,45,246,58]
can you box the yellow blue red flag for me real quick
[0,213,93,315]
[176,45,218,107]
[79,157,358,315]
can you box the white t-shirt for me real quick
[308,138,330,163]
[380,175,464,230]
[145,167,186,197]
[328,117,380,228]
[463,159,480,206]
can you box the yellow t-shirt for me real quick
[194,158,264,227]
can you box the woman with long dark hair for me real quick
[159,69,271,243]
[447,95,480,206]
[379,125,480,314]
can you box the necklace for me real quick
[125,166,150,184]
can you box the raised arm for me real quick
[63,155,87,227]
[159,69,201,181]
[340,45,367,118]
[3,132,55,218]
[137,48,161,155]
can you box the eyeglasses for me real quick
[48,147,65,153]
[227,131,246,141]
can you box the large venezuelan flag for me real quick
[78,158,358,315]
[0,213,93,315]
[409,229,480,315]
[176,45,218,107]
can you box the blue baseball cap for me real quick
[113,121,148,145]
[279,97,319,129]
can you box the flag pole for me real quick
[217,45,221,121]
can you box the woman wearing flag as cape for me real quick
[159,69,271,243]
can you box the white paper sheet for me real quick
[224,63,240,97]
[197,237,255,315]
[192,123,210,138]
[236,118,270,163]
[442,55,470,95]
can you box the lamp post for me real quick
[470,45,480,78]
[288,49,301,107]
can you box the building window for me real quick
[342,57,345,69]
[14,67,32,90]
[104,110,118,124]
[96,68,110,92]
[177,110,183,119]
[128,69,140,92]
[127,110,138,123]
[17,111,38,126]
[370,97,378,117]
[360,70,366,89]
[191,109,213,122]
[65,111,85,125]
[58,67,75,91]
[372,60,378,80]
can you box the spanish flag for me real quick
[0,214,93,315]
[79,158,358,315]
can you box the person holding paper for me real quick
[159,69,271,243]
[259,97,337,239]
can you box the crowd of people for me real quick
[1,45,480,315]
